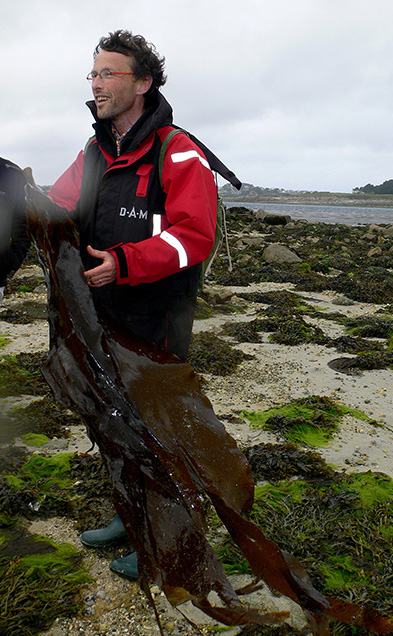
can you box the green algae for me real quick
[0,335,11,349]
[241,396,374,447]
[3,454,75,518]
[217,543,249,575]
[380,526,393,541]
[343,472,393,507]
[4,474,24,489]
[22,432,51,447]
[214,469,393,627]
[319,554,371,592]
[0,450,114,528]
[195,297,214,319]
[0,526,90,636]
[253,480,309,509]
[0,453,111,635]
[5,453,74,491]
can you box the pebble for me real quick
[83,594,96,606]
[96,590,106,599]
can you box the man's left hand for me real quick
[84,245,117,287]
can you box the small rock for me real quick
[96,590,106,599]
[367,246,382,258]
[332,295,354,306]
[83,593,96,605]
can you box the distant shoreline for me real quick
[221,192,393,208]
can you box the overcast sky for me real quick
[2,0,393,192]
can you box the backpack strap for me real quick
[158,126,234,286]
[83,135,96,155]
[158,127,241,190]
[158,128,187,185]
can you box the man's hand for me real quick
[84,245,117,287]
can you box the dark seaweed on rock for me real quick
[0,451,114,530]
[221,319,266,343]
[68,454,115,532]
[0,352,49,398]
[209,208,393,305]
[214,260,329,292]
[329,335,383,355]
[237,290,303,310]
[4,270,43,294]
[0,299,48,323]
[237,626,303,636]
[0,446,28,475]
[10,396,80,440]
[222,290,388,355]
[243,443,335,482]
[332,268,393,304]
[24,184,393,635]
[222,315,328,347]
[188,331,251,374]
[329,351,393,373]
[270,318,328,346]
[345,316,393,339]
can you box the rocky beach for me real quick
[1,206,393,636]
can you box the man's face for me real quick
[91,50,147,132]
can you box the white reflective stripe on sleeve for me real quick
[160,231,188,268]
[152,214,162,236]
[170,150,211,172]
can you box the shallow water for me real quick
[228,201,393,225]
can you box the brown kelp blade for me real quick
[24,183,393,634]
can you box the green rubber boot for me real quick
[81,513,129,548]
[110,551,139,580]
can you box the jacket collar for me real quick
[86,90,174,156]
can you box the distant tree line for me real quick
[353,179,393,194]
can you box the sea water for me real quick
[227,201,393,226]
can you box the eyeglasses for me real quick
[86,69,136,81]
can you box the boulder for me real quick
[380,225,393,237]
[367,246,382,258]
[263,243,302,263]
[368,223,383,234]
[254,209,292,225]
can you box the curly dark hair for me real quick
[94,30,167,91]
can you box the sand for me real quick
[1,270,393,636]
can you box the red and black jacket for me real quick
[0,158,29,286]
[50,92,218,314]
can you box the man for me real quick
[0,157,30,305]
[49,30,225,579]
